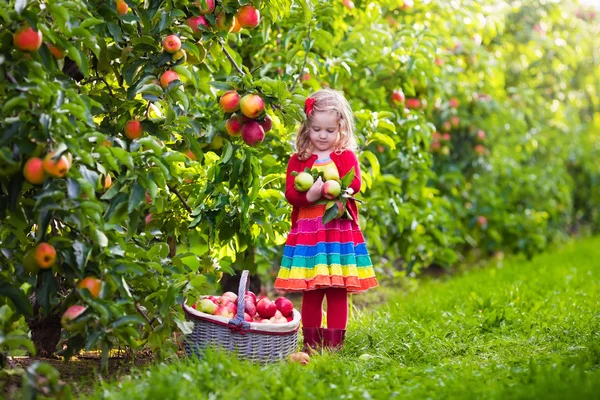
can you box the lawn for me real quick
[89,237,600,399]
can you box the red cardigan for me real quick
[285,150,362,227]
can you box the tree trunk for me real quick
[25,294,62,358]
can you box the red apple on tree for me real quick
[116,0,128,14]
[23,157,46,185]
[405,98,421,109]
[124,120,143,139]
[196,0,215,14]
[186,16,209,35]
[61,305,87,332]
[241,121,265,147]
[476,129,486,141]
[225,115,243,136]
[236,5,260,29]
[259,114,273,133]
[13,26,43,52]
[163,35,181,53]
[391,89,405,106]
[220,90,240,113]
[160,70,179,89]
[449,97,459,108]
[240,94,265,118]
[215,11,236,32]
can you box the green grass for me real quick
[90,237,600,399]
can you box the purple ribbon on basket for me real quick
[228,318,251,335]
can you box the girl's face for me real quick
[308,111,340,153]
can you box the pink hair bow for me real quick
[304,97,315,116]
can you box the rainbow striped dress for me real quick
[274,157,379,293]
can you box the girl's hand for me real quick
[306,177,323,203]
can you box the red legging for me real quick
[301,288,348,330]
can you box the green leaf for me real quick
[128,182,145,214]
[341,167,356,188]
[362,151,380,179]
[322,203,340,225]
[108,315,146,330]
[37,269,57,315]
[90,226,108,248]
[0,282,33,317]
[110,147,134,170]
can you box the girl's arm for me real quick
[285,155,313,207]
[346,151,362,194]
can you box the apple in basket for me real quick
[244,298,257,317]
[286,315,293,322]
[222,291,238,302]
[216,296,235,306]
[244,313,253,322]
[207,295,218,304]
[275,297,294,317]
[257,298,277,318]
[245,291,257,304]
[215,303,236,318]
[197,298,217,314]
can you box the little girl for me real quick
[274,89,378,351]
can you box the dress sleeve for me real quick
[345,151,362,194]
[285,155,313,207]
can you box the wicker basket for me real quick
[182,270,301,363]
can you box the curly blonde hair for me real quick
[296,88,358,160]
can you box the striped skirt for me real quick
[274,204,378,293]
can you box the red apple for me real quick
[241,121,265,147]
[220,91,240,113]
[13,26,43,52]
[259,114,273,133]
[442,121,452,132]
[477,216,488,227]
[225,114,243,136]
[405,98,421,109]
[289,352,310,364]
[449,98,459,108]
[116,0,128,15]
[236,5,260,29]
[476,130,486,141]
[474,144,486,155]
[222,291,238,302]
[256,298,277,319]
[186,16,209,35]
[124,120,143,140]
[442,133,451,141]
[322,180,341,200]
[342,0,355,10]
[245,291,257,304]
[451,116,460,127]
[391,89,405,106]
[244,313,253,322]
[160,70,180,89]
[301,73,311,82]
[163,35,181,53]
[244,299,257,317]
[215,11,236,32]
[61,305,87,332]
[274,297,294,317]
[196,0,215,14]
[145,214,153,225]
[435,58,445,66]
[239,94,264,118]
[286,315,294,322]
[208,295,218,304]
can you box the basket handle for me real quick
[228,270,251,332]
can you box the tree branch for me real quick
[218,38,245,76]
[289,25,313,92]
[135,302,154,330]
[168,185,192,213]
